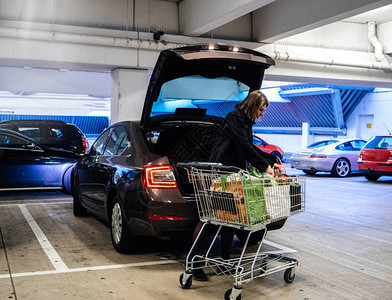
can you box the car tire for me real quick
[236,229,265,244]
[271,151,283,161]
[331,158,351,177]
[303,170,317,175]
[111,196,137,253]
[266,218,287,230]
[236,219,287,244]
[73,177,87,217]
[364,173,381,181]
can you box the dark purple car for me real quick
[0,128,79,192]
[72,44,281,253]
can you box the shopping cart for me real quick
[178,162,306,300]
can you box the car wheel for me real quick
[73,177,87,217]
[111,196,137,253]
[271,151,282,161]
[303,170,317,175]
[236,229,265,244]
[364,173,380,181]
[332,158,351,177]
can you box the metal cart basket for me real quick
[178,163,306,300]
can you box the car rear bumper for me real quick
[358,161,392,175]
[125,189,199,240]
[290,156,334,172]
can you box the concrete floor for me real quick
[1,167,391,300]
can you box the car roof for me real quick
[0,119,68,125]
[140,44,275,127]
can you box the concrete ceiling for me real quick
[0,0,392,98]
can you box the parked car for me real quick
[290,139,366,177]
[0,128,79,192]
[0,120,88,155]
[71,44,285,253]
[253,135,284,160]
[357,135,392,181]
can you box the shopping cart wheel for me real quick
[179,273,192,289]
[284,268,295,283]
[224,288,242,300]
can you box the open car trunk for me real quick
[145,120,221,195]
[141,44,275,195]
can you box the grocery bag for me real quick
[290,183,302,212]
[264,184,290,220]
[243,179,267,225]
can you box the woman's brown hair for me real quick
[237,90,269,120]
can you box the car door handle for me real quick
[0,149,3,157]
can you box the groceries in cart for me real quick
[208,168,304,229]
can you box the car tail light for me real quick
[83,137,89,152]
[389,151,392,160]
[148,214,184,220]
[310,154,327,158]
[142,165,178,189]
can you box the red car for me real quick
[357,135,392,181]
[253,135,284,160]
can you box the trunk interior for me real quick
[145,122,220,194]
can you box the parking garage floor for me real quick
[1,167,391,300]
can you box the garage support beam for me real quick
[111,68,148,124]
[252,0,392,43]
[331,89,345,130]
[302,122,310,148]
[179,0,274,36]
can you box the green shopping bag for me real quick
[243,179,267,225]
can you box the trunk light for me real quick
[83,137,89,152]
[142,165,178,189]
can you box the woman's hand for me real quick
[265,165,274,177]
[273,163,285,177]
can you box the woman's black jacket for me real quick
[209,107,276,172]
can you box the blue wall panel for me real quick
[0,115,109,135]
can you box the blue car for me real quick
[0,128,80,192]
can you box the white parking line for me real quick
[0,238,296,279]
[0,202,298,279]
[263,240,297,254]
[18,204,69,272]
[0,259,180,279]
[0,200,72,207]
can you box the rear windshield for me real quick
[308,140,338,148]
[49,125,70,140]
[363,136,392,149]
[150,75,249,121]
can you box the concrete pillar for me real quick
[302,122,310,148]
[111,68,149,124]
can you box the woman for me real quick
[210,90,281,175]
[190,90,282,281]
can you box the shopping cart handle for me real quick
[177,162,243,173]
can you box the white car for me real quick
[290,139,366,177]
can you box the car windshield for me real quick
[363,136,392,149]
[308,140,338,148]
[150,75,249,120]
